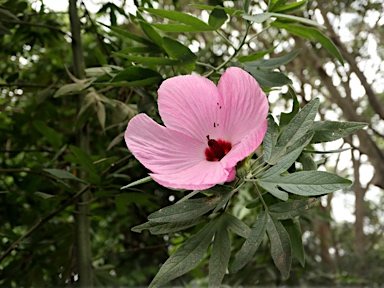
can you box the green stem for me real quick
[69,0,93,286]
[253,182,268,212]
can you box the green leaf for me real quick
[43,168,87,183]
[223,212,251,238]
[113,53,182,66]
[299,153,317,170]
[115,193,158,214]
[190,4,242,16]
[310,121,367,143]
[0,23,11,35]
[0,8,21,22]
[269,198,317,220]
[238,46,277,62]
[266,214,292,279]
[243,12,321,27]
[149,23,211,32]
[261,171,352,196]
[34,192,55,199]
[268,0,286,12]
[263,115,279,163]
[143,8,212,30]
[279,86,300,130]
[209,217,231,287]
[245,49,301,69]
[33,120,63,149]
[117,46,161,54]
[276,98,319,149]
[121,176,152,189]
[131,217,205,235]
[231,212,267,273]
[271,21,344,65]
[163,37,197,64]
[283,218,305,267]
[53,80,94,98]
[208,8,228,29]
[272,0,307,13]
[148,191,231,223]
[95,100,106,131]
[149,220,216,288]
[111,66,162,84]
[106,24,154,46]
[258,181,289,201]
[139,20,163,47]
[69,145,99,182]
[245,67,292,88]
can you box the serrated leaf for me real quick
[257,181,289,201]
[209,216,231,287]
[33,120,63,149]
[271,22,344,65]
[276,98,319,149]
[43,168,87,183]
[132,217,205,235]
[266,214,292,279]
[223,212,251,238]
[282,218,305,267]
[261,171,352,196]
[310,121,367,143]
[149,220,216,288]
[245,49,301,69]
[231,212,267,273]
[245,67,292,88]
[148,191,231,223]
[208,8,228,29]
[269,198,317,220]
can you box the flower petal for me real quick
[125,114,232,190]
[157,75,223,142]
[217,67,269,144]
[222,119,268,169]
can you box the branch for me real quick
[0,19,68,35]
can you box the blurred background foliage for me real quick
[0,0,383,286]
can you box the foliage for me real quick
[0,0,382,287]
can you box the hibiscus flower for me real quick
[125,67,269,190]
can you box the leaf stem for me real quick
[253,182,269,212]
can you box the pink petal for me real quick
[157,75,223,142]
[217,67,269,145]
[222,119,268,169]
[125,114,233,189]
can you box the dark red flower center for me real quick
[205,136,232,162]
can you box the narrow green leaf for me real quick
[117,46,161,54]
[223,213,251,238]
[262,171,352,196]
[131,217,205,235]
[257,181,288,201]
[243,13,271,23]
[111,66,162,83]
[269,198,317,220]
[263,115,279,163]
[143,8,212,30]
[0,8,21,22]
[190,4,242,16]
[34,192,55,199]
[149,220,216,288]
[310,121,367,143]
[43,168,87,183]
[148,191,231,222]
[149,23,212,32]
[268,0,286,12]
[280,86,300,130]
[245,49,301,69]
[208,8,228,29]
[54,81,93,98]
[238,46,277,63]
[272,0,307,13]
[139,21,163,47]
[299,153,317,170]
[113,53,182,66]
[269,12,322,27]
[106,25,154,46]
[95,101,106,131]
[283,218,305,267]
[209,217,231,287]
[266,214,292,279]
[33,120,63,149]
[0,23,11,35]
[271,22,344,65]
[231,212,267,273]
[245,67,292,88]
[276,98,319,149]
[69,145,98,176]
[121,176,152,189]
[163,37,197,64]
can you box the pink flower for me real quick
[125,67,269,190]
